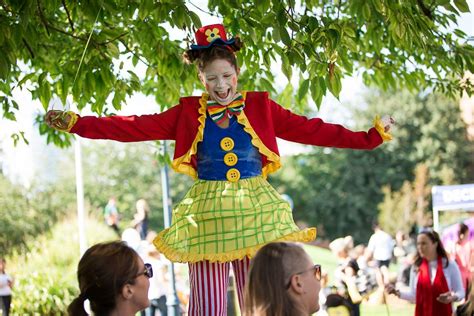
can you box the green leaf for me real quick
[297,79,310,101]
[272,27,281,42]
[38,81,52,110]
[279,25,291,46]
[0,57,10,80]
[454,0,470,12]
[106,43,120,58]
[362,3,371,20]
[281,54,292,80]
[327,69,342,98]
[16,73,35,88]
[188,11,201,28]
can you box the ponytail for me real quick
[67,295,88,316]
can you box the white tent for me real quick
[432,184,474,231]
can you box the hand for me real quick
[436,291,456,304]
[45,110,71,130]
[381,115,395,132]
[385,284,399,297]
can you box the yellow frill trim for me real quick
[171,91,283,179]
[66,111,79,132]
[171,94,208,179]
[153,227,317,263]
[235,91,281,178]
[373,115,393,142]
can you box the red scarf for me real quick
[415,257,452,316]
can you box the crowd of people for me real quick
[63,218,473,316]
[313,221,474,316]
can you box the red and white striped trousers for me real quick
[187,257,250,316]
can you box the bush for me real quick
[8,215,116,315]
[0,174,76,255]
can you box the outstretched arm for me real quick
[270,99,393,149]
[45,104,182,142]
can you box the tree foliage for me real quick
[56,140,193,232]
[0,173,76,255]
[378,163,432,236]
[270,90,473,243]
[0,0,473,146]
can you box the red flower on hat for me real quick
[205,28,221,43]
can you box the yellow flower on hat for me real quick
[205,28,221,43]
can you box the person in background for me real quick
[329,236,362,316]
[132,199,150,240]
[456,282,474,316]
[366,221,395,285]
[104,197,120,237]
[386,230,465,316]
[0,258,13,316]
[243,242,321,316]
[68,241,152,316]
[449,223,474,300]
[141,236,169,316]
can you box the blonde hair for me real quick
[136,199,150,214]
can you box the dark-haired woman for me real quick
[243,242,321,316]
[386,230,464,316]
[47,23,394,315]
[68,241,152,316]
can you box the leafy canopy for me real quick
[0,0,473,146]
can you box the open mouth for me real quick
[215,89,230,100]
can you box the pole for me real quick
[74,137,87,256]
[161,140,181,316]
[433,207,439,232]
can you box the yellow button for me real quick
[220,137,234,151]
[223,152,238,166]
[226,168,240,182]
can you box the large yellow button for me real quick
[226,168,240,182]
[220,137,234,151]
[223,152,238,166]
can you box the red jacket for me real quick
[70,91,386,179]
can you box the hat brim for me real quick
[190,38,235,50]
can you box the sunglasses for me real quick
[136,263,153,279]
[286,264,321,289]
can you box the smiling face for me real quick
[199,58,239,105]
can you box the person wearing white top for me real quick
[386,230,464,316]
[366,222,395,285]
[367,222,395,266]
[0,258,13,316]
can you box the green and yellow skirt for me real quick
[153,176,316,263]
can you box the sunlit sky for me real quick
[1,1,473,187]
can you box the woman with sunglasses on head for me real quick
[243,242,321,316]
[68,241,153,316]
[386,230,464,316]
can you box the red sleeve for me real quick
[270,99,383,150]
[70,104,181,142]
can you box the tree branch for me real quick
[36,0,51,36]
[118,38,152,68]
[101,32,129,45]
[22,38,35,59]
[416,0,433,20]
[61,0,74,31]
